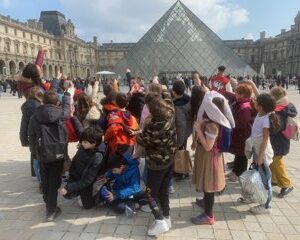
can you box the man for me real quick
[210,66,232,94]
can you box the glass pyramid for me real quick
[113,0,256,80]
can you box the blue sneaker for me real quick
[191,213,215,225]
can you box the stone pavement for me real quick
[0,89,300,240]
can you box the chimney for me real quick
[291,25,295,31]
[93,36,98,45]
[260,31,266,39]
[281,29,286,34]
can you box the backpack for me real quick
[105,110,139,153]
[218,126,233,152]
[281,117,300,141]
[37,120,68,162]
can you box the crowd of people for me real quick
[16,49,299,237]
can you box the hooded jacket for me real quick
[137,112,176,171]
[28,93,70,162]
[105,157,141,200]
[66,143,105,193]
[173,94,192,147]
[19,99,42,147]
[229,97,255,156]
[270,103,298,156]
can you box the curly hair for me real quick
[77,93,93,123]
[145,92,174,121]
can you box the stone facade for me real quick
[98,42,135,72]
[225,11,300,76]
[0,11,98,80]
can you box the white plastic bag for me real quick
[239,169,268,204]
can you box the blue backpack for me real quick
[218,126,233,152]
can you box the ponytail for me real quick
[269,113,281,134]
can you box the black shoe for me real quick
[278,187,294,198]
[195,198,204,209]
[39,183,43,194]
[175,173,189,181]
[46,207,62,222]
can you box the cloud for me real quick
[0,0,14,8]
[59,0,249,43]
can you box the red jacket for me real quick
[210,75,230,94]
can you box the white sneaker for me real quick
[250,205,272,215]
[141,204,152,213]
[148,219,169,236]
[164,216,172,228]
[168,185,175,194]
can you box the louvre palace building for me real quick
[1,2,300,80]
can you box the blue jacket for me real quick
[106,157,141,200]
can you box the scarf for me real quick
[197,90,235,129]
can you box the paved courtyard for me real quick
[0,88,300,240]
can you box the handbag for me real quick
[238,164,268,204]
[174,150,192,174]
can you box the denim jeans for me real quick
[33,159,41,182]
[258,164,272,209]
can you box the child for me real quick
[172,80,193,181]
[101,154,143,215]
[19,87,43,191]
[28,90,70,221]
[104,92,139,165]
[269,87,297,198]
[247,93,277,214]
[59,128,105,209]
[192,96,231,225]
[137,92,176,236]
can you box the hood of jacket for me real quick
[21,99,42,114]
[103,103,119,112]
[173,94,190,107]
[276,103,297,118]
[35,104,62,124]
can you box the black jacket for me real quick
[28,93,70,162]
[270,103,298,156]
[66,144,106,193]
[19,99,41,147]
[173,94,192,147]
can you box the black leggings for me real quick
[204,192,215,217]
[147,164,173,220]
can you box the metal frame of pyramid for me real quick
[113,0,256,80]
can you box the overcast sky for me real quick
[1,0,300,43]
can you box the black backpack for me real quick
[37,120,68,163]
